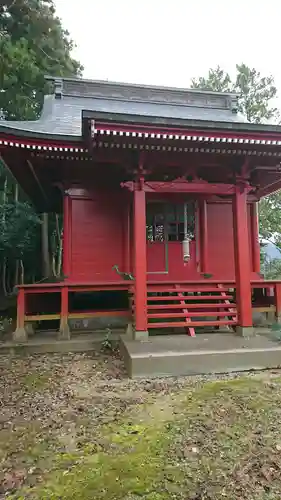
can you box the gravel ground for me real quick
[1,350,281,499]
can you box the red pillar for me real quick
[63,194,71,278]
[232,186,253,333]
[59,286,70,340]
[274,283,281,323]
[13,288,28,341]
[133,187,148,337]
[250,202,260,273]
[199,199,208,273]
[17,288,25,330]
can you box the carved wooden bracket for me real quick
[120,178,243,195]
[235,176,253,194]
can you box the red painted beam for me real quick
[148,311,236,318]
[147,294,233,301]
[147,303,237,309]
[148,320,237,328]
[122,180,238,195]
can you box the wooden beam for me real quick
[122,179,244,195]
[0,154,21,187]
[256,178,281,198]
[26,159,49,203]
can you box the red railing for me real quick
[14,279,281,339]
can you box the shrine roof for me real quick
[1,76,281,140]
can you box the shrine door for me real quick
[146,201,197,280]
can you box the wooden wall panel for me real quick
[70,190,126,282]
[69,193,260,284]
[207,203,235,279]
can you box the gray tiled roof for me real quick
[0,76,250,139]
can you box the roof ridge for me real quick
[45,75,238,97]
[45,76,238,114]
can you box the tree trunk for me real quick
[2,177,8,295]
[41,213,51,278]
[56,214,63,276]
[14,183,19,286]
[19,260,24,284]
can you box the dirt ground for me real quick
[1,350,281,499]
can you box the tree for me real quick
[191,63,278,123]
[0,0,82,299]
[0,0,83,120]
[258,195,281,250]
[191,64,281,277]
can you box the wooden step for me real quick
[148,311,237,319]
[147,287,231,293]
[148,320,237,328]
[147,303,236,310]
[147,294,233,301]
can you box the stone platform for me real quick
[120,332,281,378]
[0,330,123,355]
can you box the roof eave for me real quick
[0,125,82,143]
[82,110,281,135]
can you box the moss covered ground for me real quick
[1,352,281,499]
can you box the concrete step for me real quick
[120,333,281,378]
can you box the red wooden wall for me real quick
[68,194,260,283]
[207,202,259,281]
[70,189,127,282]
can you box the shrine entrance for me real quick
[146,201,197,278]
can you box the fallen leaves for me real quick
[1,353,281,499]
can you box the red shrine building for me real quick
[1,76,281,342]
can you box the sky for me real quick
[54,0,281,98]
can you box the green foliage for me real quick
[191,63,279,123]
[191,65,232,93]
[235,63,278,123]
[101,328,113,352]
[260,243,281,279]
[112,264,134,281]
[259,193,281,249]
[262,257,281,279]
[192,63,281,247]
[0,1,82,300]
[0,201,40,260]
[0,0,83,120]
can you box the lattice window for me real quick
[146,202,195,243]
[167,203,195,242]
[146,203,165,242]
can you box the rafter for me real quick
[256,178,281,198]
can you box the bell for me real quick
[182,237,190,262]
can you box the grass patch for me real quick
[14,376,281,500]
[22,371,51,391]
